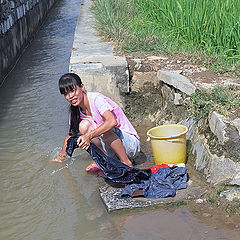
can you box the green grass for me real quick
[226,204,239,214]
[91,0,240,74]
[91,0,133,44]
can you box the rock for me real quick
[202,213,211,217]
[208,112,228,145]
[195,82,215,91]
[173,93,183,105]
[220,188,240,201]
[170,70,183,75]
[161,84,174,103]
[208,112,240,146]
[132,58,142,70]
[232,118,240,133]
[196,198,204,204]
[99,179,207,212]
[229,172,240,186]
[184,116,240,185]
[147,56,168,61]
[157,70,196,95]
[131,71,158,92]
[205,155,240,184]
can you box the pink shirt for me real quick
[78,92,139,139]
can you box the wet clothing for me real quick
[121,167,188,198]
[66,134,151,184]
[66,134,188,198]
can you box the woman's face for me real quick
[64,84,84,106]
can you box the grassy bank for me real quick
[91,0,240,75]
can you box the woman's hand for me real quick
[76,110,117,151]
[77,133,91,150]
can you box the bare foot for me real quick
[51,154,66,163]
[121,160,133,167]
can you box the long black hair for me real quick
[59,73,82,135]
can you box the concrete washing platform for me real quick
[98,177,207,212]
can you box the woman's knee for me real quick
[101,128,118,143]
[79,120,94,134]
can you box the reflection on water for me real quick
[0,0,239,239]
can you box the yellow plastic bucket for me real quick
[147,124,188,165]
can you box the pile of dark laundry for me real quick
[66,134,189,199]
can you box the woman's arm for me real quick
[77,110,117,150]
[52,133,71,162]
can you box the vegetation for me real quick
[188,85,240,119]
[206,184,240,215]
[92,0,240,74]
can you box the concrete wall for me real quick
[69,0,129,109]
[0,0,57,84]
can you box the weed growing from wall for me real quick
[188,86,240,120]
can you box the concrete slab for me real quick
[97,142,208,212]
[157,70,196,95]
[98,177,207,212]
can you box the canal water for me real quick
[0,0,239,239]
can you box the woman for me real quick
[53,73,140,169]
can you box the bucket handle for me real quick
[167,139,185,144]
[147,137,184,144]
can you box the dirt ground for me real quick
[126,52,240,120]
[126,52,240,84]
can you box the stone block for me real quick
[229,171,240,185]
[208,112,240,146]
[131,71,158,92]
[70,55,129,96]
[161,84,174,102]
[184,116,240,185]
[220,188,240,201]
[157,70,196,95]
[205,155,239,184]
[192,139,209,171]
[173,92,183,105]
[232,118,240,133]
[208,111,228,145]
[70,64,125,109]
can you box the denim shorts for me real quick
[99,127,141,160]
